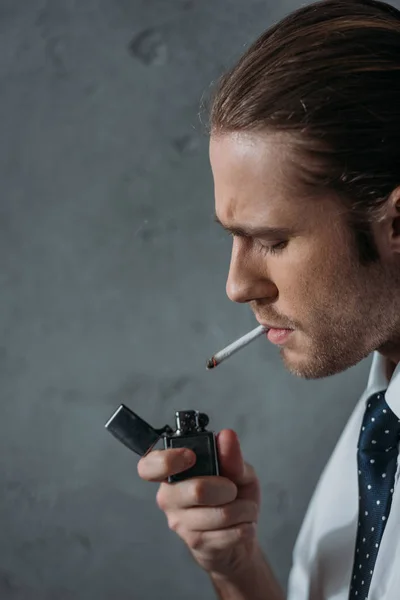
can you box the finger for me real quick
[186,523,257,553]
[156,476,237,511]
[137,448,196,481]
[170,498,259,533]
[216,430,257,487]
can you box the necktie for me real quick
[349,390,400,600]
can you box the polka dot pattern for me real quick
[349,391,400,600]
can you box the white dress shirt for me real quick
[287,351,400,600]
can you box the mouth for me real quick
[256,320,295,346]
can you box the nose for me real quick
[225,238,278,304]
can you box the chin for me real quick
[279,346,353,380]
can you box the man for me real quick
[138,0,400,598]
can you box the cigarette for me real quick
[206,325,267,370]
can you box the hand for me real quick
[137,429,261,577]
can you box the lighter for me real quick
[105,405,219,483]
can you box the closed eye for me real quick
[256,240,288,256]
[226,230,288,256]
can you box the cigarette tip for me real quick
[206,357,217,370]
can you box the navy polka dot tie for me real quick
[348,390,400,600]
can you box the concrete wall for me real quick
[0,1,385,598]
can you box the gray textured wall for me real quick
[0,1,379,599]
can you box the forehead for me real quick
[209,131,320,225]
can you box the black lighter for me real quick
[105,405,219,483]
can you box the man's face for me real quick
[209,131,399,379]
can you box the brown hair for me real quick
[209,0,400,264]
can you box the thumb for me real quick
[216,429,255,487]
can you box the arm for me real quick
[209,545,285,600]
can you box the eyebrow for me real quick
[214,214,294,238]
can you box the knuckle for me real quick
[189,480,205,505]
[167,514,180,532]
[186,531,204,551]
[235,522,255,543]
[216,504,232,526]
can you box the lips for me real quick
[267,327,293,345]
[258,321,293,331]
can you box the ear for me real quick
[374,186,400,259]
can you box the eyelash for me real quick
[228,232,288,256]
[257,240,287,256]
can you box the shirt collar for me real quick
[366,351,400,418]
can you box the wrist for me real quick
[209,543,265,583]
[209,544,284,600]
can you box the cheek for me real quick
[270,244,344,312]
[267,262,310,321]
